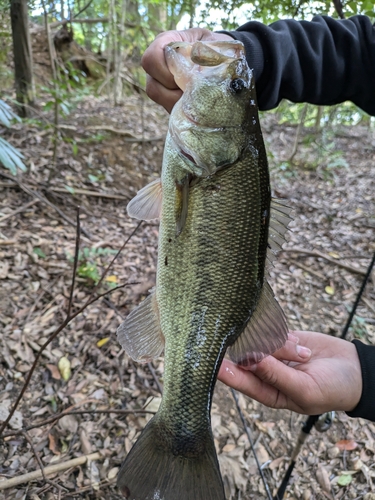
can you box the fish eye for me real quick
[230,78,246,93]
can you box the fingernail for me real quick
[296,345,311,359]
[224,366,235,377]
[288,333,299,343]
[247,363,258,372]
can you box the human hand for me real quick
[141,28,233,112]
[218,331,362,415]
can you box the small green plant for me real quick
[0,100,27,175]
[67,247,117,285]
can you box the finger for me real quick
[145,76,182,113]
[142,31,184,89]
[273,338,311,363]
[218,359,289,409]
[249,355,314,411]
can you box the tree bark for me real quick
[10,0,34,117]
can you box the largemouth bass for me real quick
[116,40,290,500]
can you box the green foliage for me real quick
[33,247,47,258]
[0,100,27,175]
[67,247,117,286]
[42,64,91,117]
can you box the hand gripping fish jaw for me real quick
[117,40,291,500]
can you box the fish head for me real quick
[165,40,257,176]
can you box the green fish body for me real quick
[117,40,290,500]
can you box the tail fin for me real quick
[117,417,225,500]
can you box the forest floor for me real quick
[0,93,375,500]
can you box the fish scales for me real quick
[156,135,267,446]
[116,40,289,500]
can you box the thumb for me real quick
[250,356,313,410]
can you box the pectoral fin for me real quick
[176,174,190,235]
[117,291,164,362]
[228,281,288,367]
[127,178,162,220]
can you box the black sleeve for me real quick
[346,340,375,421]
[218,15,375,115]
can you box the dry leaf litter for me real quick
[0,94,374,500]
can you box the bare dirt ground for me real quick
[0,94,374,500]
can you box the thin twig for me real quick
[0,171,92,239]
[22,431,67,493]
[91,220,142,293]
[85,124,164,142]
[231,389,273,500]
[67,207,80,317]
[281,246,367,276]
[3,408,156,437]
[289,259,326,281]
[0,180,129,201]
[286,103,308,163]
[0,199,39,223]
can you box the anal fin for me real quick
[127,178,162,220]
[117,291,164,362]
[228,281,288,367]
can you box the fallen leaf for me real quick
[328,252,340,259]
[325,285,335,295]
[316,466,331,494]
[97,337,110,347]
[59,414,78,434]
[105,275,118,283]
[336,439,358,451]
[107,467,119,481]
[58,356,71,381]
[337,474,352,486]
[80,428,92,455]
[48,433,60,455]
[47,363,61,380]
[0,403,23,430]
[269,456,284,470]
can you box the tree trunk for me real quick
[10,0,34,117]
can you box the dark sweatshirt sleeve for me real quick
[218,16,375,115]
[346,340,375,421]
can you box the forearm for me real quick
[219,15,375,115]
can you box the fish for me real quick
[116,39,291,500]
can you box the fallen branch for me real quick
[0,199,39,223]
[49,186,127,200]
[0,171,92,239]
[289,259,326,281]
[85,125,164,142]
[281,247,367,276]
[0,452,102,491]
[0,180,128,201]
[0,239,17,245]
